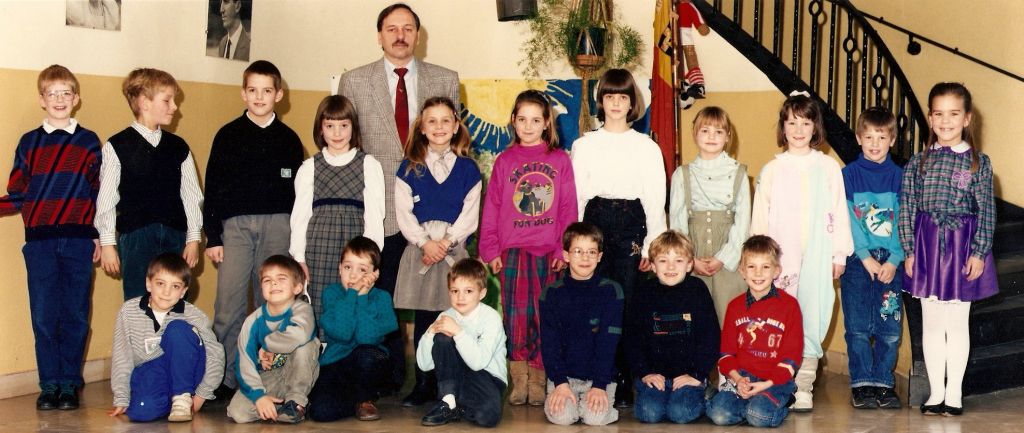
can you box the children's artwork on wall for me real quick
[66,0,121,31]
[205,0,252,61]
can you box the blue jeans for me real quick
[23,238,94,388]
[126,320,207,422]
[706,372,795,428]
[119,223,185,300]
[840,253,903,388]
[634,378,705,423]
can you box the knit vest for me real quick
[397,157,480,224]
[108,127,189,233]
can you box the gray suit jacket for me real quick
[338,58,460,236]
[218,26,250,61]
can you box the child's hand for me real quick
[584,387,609,414]
[205,246,224,264]
[431,315,462,336]
[639,257,653,272]
[692,259,712,276]
[182,241,200,267]
[672,374,701,390]
[904,256,914,278]
[192,395,206,412]
[861,257,882,281]
[92,240,101,263]
[964,256,985,281]
[740,380,773,399]
[421,240,447,265]
[546,383,576,415]
[488,257,503,273]
[642,374,666,391]
[258,348,276,370]
[108,405,127,417]
[255,395,283,421]
[878,262,898,284]
[101,245,120,275]
[705,257,724,276]
[551,257,567,272]
[832,263,846,279]
[354,271,379,295]
[299,262,310,283]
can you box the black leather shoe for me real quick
[421,402,461,426]
[36,386,58,411]
[56,386,79,410]
[402,370,436,407]
[942,405,963,416]
[920,402,944,416]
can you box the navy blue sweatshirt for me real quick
[539,275,623,388]
[625,276,720,382]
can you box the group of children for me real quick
[5,53,995,427]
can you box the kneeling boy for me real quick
[307,237,398,422]
[706,235,803,428]
[540,222,624,426]
[627,230,719,424]
[416,259,507,427]
[109,253,224,422]
[227,255,320,424]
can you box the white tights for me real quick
[920,299,971,408]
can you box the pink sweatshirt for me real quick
[479,143,578,262]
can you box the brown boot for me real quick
[527,366,546,406]
[508,361,528,405]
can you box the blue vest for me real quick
[397,157,481,224]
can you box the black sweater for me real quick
[625,276,720,382]
[203,113,304,246]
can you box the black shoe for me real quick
[876,387,902,409]
[403,370,436,407]
[921,402,944,416]
[613,377,633,409]
[421,401,461,426]
[851,386,878,409]
[36,385,59,411]
[276,400,306,424]
[942,405,963,416]
[56,385,79,410]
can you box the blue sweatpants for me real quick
[126,320,207,422]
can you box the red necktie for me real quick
[394,67,409,148]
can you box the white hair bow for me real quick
[789,90,811,98]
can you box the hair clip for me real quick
[789,90,811,98]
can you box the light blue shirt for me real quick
[416,303,508,384]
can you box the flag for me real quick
[651,0,678,182]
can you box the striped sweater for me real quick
[0,120,101,240]
[111,295,224,407]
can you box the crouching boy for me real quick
[415,259,508,427]
[706,235,803,428]
[108,253,224,422]
[227,255,320,424]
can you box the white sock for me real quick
[944,302,971,408]
[920,300,947,406]
[442,394,456,409]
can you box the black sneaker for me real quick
[276,400,306,424]
[876,387,901,409]
[851,386,878,409]
[421,401,461,426]
[56,385,79,410]
[36,384,59,411]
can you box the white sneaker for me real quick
[168,392,193,422]
[791,390,814,412]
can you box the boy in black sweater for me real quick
[203,60,304,401]
[626,230,719,424]
[540,222,623,426]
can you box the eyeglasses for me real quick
[569,248,600,259]
[43,90,74,101]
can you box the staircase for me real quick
[690,0,1024,404]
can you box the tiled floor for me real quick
[1,373,1017,432]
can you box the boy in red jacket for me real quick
[707,235,803,428]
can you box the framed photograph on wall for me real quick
[206,0,252,61]
[66,0,121,31]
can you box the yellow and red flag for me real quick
[651,0,678,181]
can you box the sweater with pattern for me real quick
[0,120,101,240]
[842,154,904,266]
[718,288,803,385]
[539,275,624,388]
[236,300,317,402]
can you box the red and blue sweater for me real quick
[0,122,101,240]
[718,288,803,385]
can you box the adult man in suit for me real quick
[338,2,460,408]
[217,0,250,61]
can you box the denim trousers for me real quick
[118,223,185,300]
[706,371,796,428]
[23,237,94,388]
[839,253,903,388]
[633,378,705,424]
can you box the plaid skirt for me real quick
[306,204,363,325]
[500,248,554,368]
